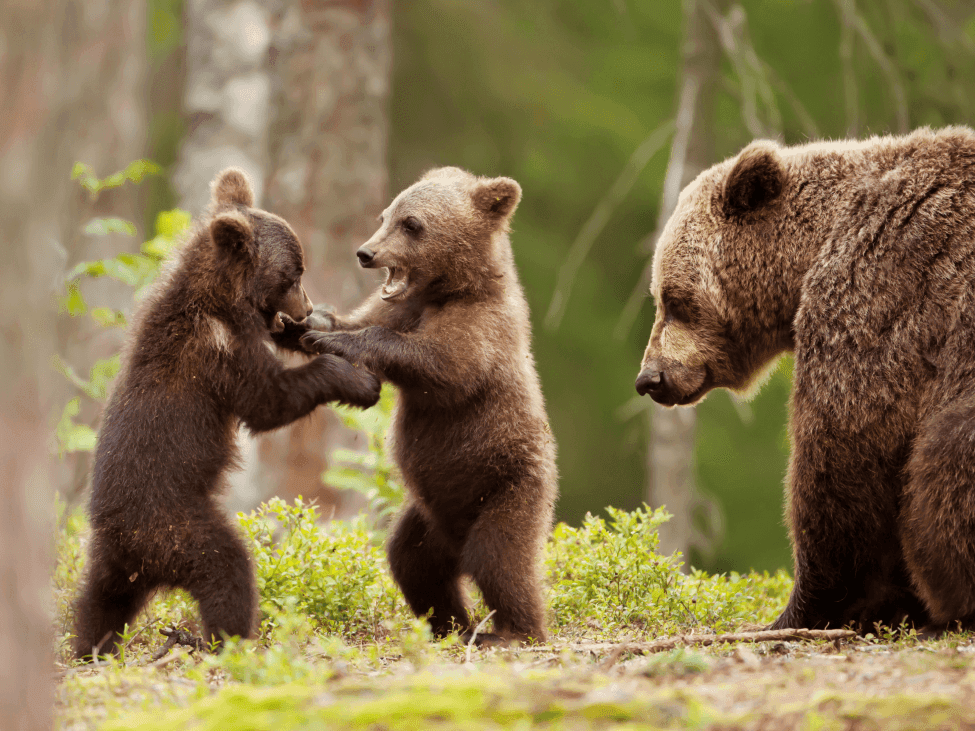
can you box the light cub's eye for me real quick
[663,296,694,323]
[401,216,422,235]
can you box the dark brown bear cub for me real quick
[292,167,558,643]
[635,127,975,634]
[72,169,380,659]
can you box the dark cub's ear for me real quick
[722,142,784,218]
[472,176,522,221]
[211,168,255,208]
[210,211,256,262]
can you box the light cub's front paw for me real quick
[270,312,312,352]
[305,303,338,332]
[300,331,350,358]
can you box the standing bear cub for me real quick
[291,167,558,643]
[72,169,380,659]
[636,126,975,633]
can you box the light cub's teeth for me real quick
[380,267,408,299]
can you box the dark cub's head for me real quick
[354,166,522,301]
[208,168,313,328]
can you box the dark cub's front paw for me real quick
[270,312,313,353]
[313,354,380,408]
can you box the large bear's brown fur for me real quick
[72,169,380,659]
[636,126,975,633]
[291,166,558,643]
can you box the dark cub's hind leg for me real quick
[388,503,470,637]
[902,395,975,628]
[73,538,154,660]
[174,511,258,649]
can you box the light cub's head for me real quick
[356,166,522,301]
[208,168,313,328]
[635,141,788,406]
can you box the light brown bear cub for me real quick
[636,126,975,633]
[290,167,558,643]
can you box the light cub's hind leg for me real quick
[462,504,548,644]
[387,502,470,637]
[902,394,975,628]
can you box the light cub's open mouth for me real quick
[381,267,409,300]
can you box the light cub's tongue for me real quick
[381,267,408,300]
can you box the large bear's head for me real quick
[207,168,313,329]
[353,166,521,301]
[635,141,798,406]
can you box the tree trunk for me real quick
[176,0,391,514]
[647,0,724,562]
[261,0,391,516]
[0,1,73,726]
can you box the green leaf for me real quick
[83,217,137,237]
[154,208,192,239]
[66,260,107,281]
[54,397,98,456]
[90,308,126,328]
[58,282,87,316]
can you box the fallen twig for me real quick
[150,627,204,662]
[147,647,191,668]
[465,610,497,663]
[522,628,856,655]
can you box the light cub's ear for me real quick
[472,176,522,220]
[722,142,784,218]
[210,211,256,261]
[211,168,255,208]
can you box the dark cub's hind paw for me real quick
[151,627,206,660]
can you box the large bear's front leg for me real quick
[770,408,924,633]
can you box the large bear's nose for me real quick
[356,247,375,266]
[635,368,665,397]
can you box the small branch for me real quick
[150,627,204,661]
[523,628,856,655]
[465,610,497,663]
[544,121,674,331]
[147,647,192,669]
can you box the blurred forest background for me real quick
[23,0,975,580]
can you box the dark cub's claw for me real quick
[316,354,381,408]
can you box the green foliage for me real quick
[238,498,410,639]
[322,385,406,523]
[71,159,161,198]
[54,163,189,456]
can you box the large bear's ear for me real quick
[210,211,256,261]
[472,177,522,221]
[722,142,784,218]
[211,168,255,208]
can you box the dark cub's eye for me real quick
[401,216,423,235]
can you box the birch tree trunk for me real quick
[175,0,274,511]
[0,1,73,726]
[176,0,391,513]
[261,0,391,515]
[648,0,724,562]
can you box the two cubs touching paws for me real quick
[73,166,556,659]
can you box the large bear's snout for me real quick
[635,356,708,406]
[635,368,664,397]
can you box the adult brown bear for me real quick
[287,167,558,644]
[72,169,380,659]
[635,127,975,633]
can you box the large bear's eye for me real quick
[401,216,423,235]
[662,294,694,323]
